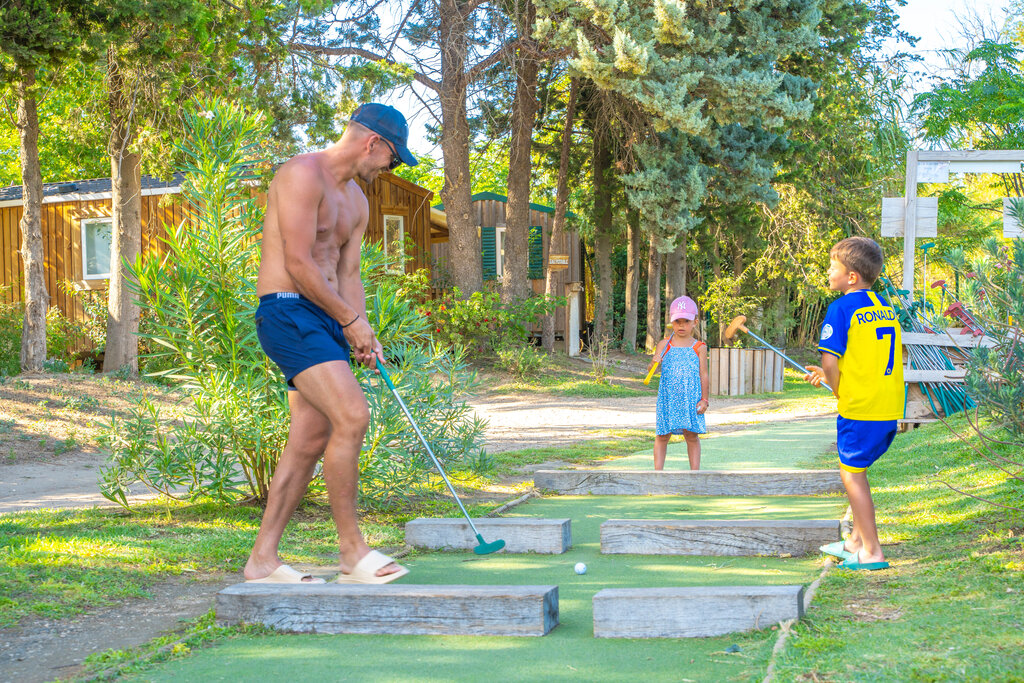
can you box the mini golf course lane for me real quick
[138,417,842,681]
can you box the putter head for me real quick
[723,315,747,342]
[473,535,506,555]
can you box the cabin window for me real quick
[383,214,405,271]
[81,217,113,279]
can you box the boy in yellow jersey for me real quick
[805,237,903,571]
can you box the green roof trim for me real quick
[434,191,578,218]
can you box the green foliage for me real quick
[0,290,21,376]
[0,63,108,185]
[422,289,564,355]
[101,97,278,506]
[0,286,98,374]
[100,96,486,509]
[494,340,546,380]
[915,40,1024,150]
[944,236,1024,442]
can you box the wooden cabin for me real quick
[0,171,438,328]
[431,191,585,352]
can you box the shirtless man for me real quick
[243,103,418,584]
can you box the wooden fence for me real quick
[709,347,784,396]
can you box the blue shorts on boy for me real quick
[255,293,351,388]
[836,416,896,472]
[818,289,904,472]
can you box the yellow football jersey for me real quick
[818,289,905,420]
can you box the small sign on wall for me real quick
[549,253,569,271]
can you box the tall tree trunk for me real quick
[664,233,686,327]
[592,131,614,343]
[645,238,662,351]
[438,0,481,299]
[542,78,578,352]
[15,65,47,373]
[622,208,640,352]
[103,49,142,374]
[502,0,539,303]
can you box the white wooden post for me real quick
[902,150,919,299]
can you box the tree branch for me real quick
[465,39,520,83]
[287,44,441,92]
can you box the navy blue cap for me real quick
[350,103,418,167]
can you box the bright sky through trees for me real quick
[383,0,1014,159]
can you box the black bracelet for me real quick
[340,313,360,328]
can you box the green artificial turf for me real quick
[611,416,837,471]
[134,494,843,682]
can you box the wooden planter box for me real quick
[709,347,784,396]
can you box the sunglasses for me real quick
[378,136,402,171]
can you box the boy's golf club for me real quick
[723,315,833,393]
[375,357,505,555]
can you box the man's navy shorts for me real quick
[255,293,351,389]
[836,416,897,472]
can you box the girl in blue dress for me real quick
[648,296,709,470]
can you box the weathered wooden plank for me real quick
[217,583,559,636]
[743,350,753,394]
[752,350,763,394]
[880,196,938,237]
[918,149,1024,162]
[405,518,571,554]
[533,469,843,496]
[729,347,740,396]
[902,331,996,348]
[718,347,729,396]
[593,585,804,638]
[709,348,719,396]
[904,368,966,383]
[600,519,839,556]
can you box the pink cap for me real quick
[669,295,698,322]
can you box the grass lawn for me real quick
[770,416,1024,681]
[0,498,495,627]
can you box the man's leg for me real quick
[840,468,884,563]
[291,360,401,578]
[244,390,331,581]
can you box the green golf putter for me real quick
[376,357,505,555]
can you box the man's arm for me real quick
[273,161,359,324]
[335,198,382,368]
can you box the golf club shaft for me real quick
[743,327,833,393]
[376,360,482,537]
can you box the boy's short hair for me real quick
[831,237,884,284]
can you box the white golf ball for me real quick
[574,562,587,575]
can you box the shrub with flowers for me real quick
[421,289,564,356]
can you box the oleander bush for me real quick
[100,96,486,509]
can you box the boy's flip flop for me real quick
[245,564,326,584]
[819,541,854,560]
[335,549,409,584]
[838,557,890,571]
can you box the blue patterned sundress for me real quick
[656,338,707,436]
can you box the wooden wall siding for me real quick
[708,347,784,396]
[1,172,434,329]
[426,197,583,337]
[1,206,24,304]
[356,172,433,273]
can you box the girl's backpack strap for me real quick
[693,340,707,354]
